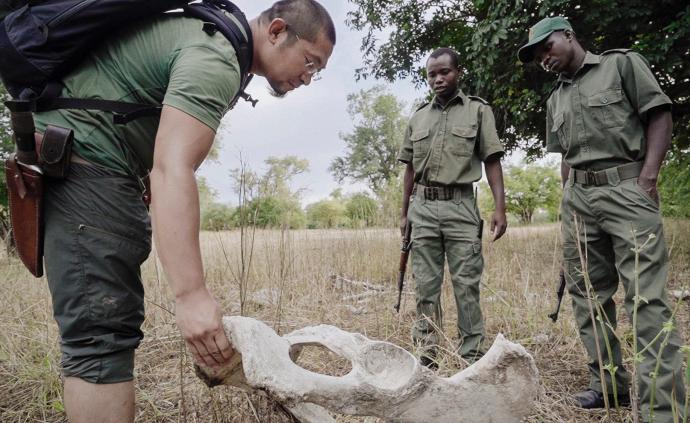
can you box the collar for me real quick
[557,51,600,84]
[432,89,467,109]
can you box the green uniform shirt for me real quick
[34,15,241,177]
[546,50,671,171]
[397,90,504,185]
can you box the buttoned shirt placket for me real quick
[429,96,460,182]
[559,76,588,156]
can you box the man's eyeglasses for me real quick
[292,30,322,81]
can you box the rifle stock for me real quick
[394,220,412,312]
[548,268,567,322]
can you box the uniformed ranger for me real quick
[398,48,507,368]
[518,17,687,421]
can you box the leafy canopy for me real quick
[347,0,690,156]
[330,85,408,194]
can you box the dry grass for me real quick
[0,221,688,422]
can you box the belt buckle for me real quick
[426,186,439,200]
[585,170,596,185]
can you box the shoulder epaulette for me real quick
[468,95,489,105]
[601,48,633,56]
[415,101,430,112]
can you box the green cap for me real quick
[517,16,572,63]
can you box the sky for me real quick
[198,0,426,206]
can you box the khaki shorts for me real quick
[43,163,151,383]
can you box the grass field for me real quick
[1,221,688,422]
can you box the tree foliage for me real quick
[480,164,561,224]
[330,85,407,194]
[306,198,348,229]
[345,192,378,228]
[507,165,561,224]
[659,147,690,218]
[1,85,13,241]
[229,156,308,229]
[198,176,236,230]
[347,0,690,155]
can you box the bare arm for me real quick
[399,162,415,236]
[484,155,507,241]
[150,105,234,368]
[638,107,672,202]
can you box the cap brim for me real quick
[517,31,552,63]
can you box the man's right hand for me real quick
[175,287,235,368]
[400,216,408,237]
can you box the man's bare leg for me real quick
[64,377,135,423]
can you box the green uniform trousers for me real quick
[562,175,686,422]
[408,186,485,360]
[44,163,151,383]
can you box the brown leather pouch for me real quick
[39,125,73,179]
[5,154,44,277]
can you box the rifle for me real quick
[394,220,413,313]
[548,267,567,322]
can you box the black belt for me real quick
[413,184,472,201]
[571,161,643,186]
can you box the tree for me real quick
[480,164,561,224]
[659,147,690,218]
[345,192,378,228]
[306,198,348,229]
[1,84,14,243]
[347,0,690,155]
[197,176,237,231]
[201,203,235,231]
[229,155,308,229]
[330,85,408,194]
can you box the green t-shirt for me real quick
[34,15,241,177]
[397,90,505,186]
[546,50,672,171]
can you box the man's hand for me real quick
[400,216,408,237]
[175,287,235,368]
[490,210,507,241]
[637,176,660,204]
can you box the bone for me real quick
[196,316,539,423]
[330,274,387,292]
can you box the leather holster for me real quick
[5,154,44,277]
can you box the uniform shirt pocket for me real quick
[450,126,477,156]
[587,88,626,128]
[410,128,431,158]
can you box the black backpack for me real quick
[0,0,256,124]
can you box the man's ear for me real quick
[267,18,288,44]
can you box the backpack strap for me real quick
[32,82,162,124]
[30,0,255,124]
[184,0,255,109]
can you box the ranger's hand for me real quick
[400,216,409,237]
[637,176,660,205]
[175,287,235,368]
[490,210,507,241]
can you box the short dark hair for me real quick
[427,47,460,68]
[260,0,336,45]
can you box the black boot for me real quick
[419,354,438,370]
[574,389,630,409]
[419,347,438,370]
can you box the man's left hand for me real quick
[637,176,660,205]
[490,211,507,241]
